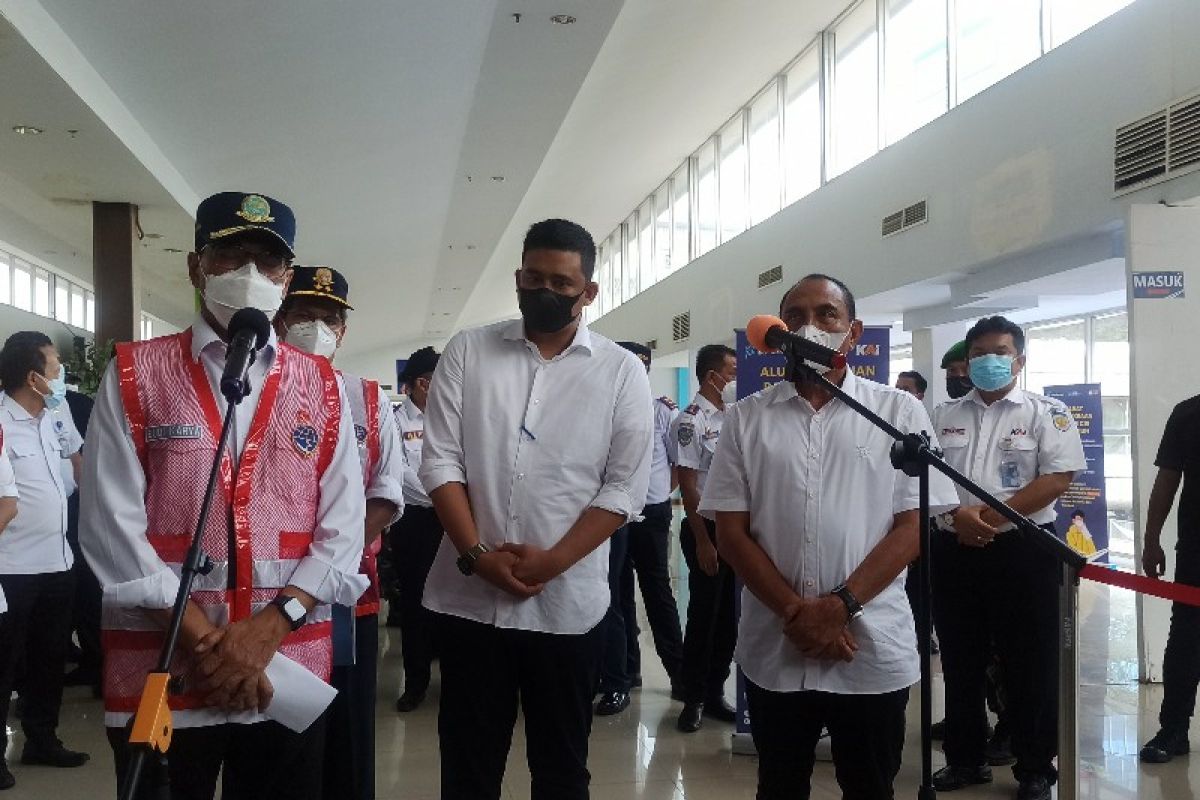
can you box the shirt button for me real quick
[806,580,814,587]
[533,399,541,405]
[511,514,519,521]
[517,474,525,481]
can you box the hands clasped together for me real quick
[782,596,857,663]
[472,543,567,599]
[184,611,291,714]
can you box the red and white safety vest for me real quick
[102,331,341,714]
[340,373,382,618]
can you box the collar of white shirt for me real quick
[0,391,40,423]
[965,384,1025,408]
[694,392,721,416]
[500,318,593,358]
[190,312,278,365]
[766,368,863,408]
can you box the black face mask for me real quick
[946,375,973,400]
[518,287,582,334]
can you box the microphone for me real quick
[220,308,272,404]
[746,315,847,370]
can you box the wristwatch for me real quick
[830,583,865,623]
[269,594,307,632]
[456,542,489,576]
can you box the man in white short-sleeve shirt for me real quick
[929,315,1084,800]
[700,275,958,800]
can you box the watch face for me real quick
[283,597,305,622]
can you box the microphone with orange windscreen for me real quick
[745,314,847,370]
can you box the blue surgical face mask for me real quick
[36,372,67,410]
[968,354,1016,392]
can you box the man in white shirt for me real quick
[930,316,1085,800]
[670,343,738,733]
[390,346,444,713]
[420,218,653,800]
[81,192,366,800]
[275,265,405,800]
[0,331,88,789]
[700,275,959,800]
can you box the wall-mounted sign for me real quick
[1132,271,1185,299]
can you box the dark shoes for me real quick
[931,765,992,792]
[19,741,89,768]
[595,691,631,717]
[1140,728,1190,763]
[0,761,12,791]
[703,695,737,724]
[1016,775,1052,800]
[394,690,426,713]
[677,703,705,733]
[985,726,1015,766]
[669,682,685,702]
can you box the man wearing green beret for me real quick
[942,341,973,400]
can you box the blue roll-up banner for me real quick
[731,326,891,740]
[1044,384,1108,561]
[395,359,408,392]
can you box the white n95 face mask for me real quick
[202,263,285,330]
[797,325,849,375]
[720,379,739,405]
[286,320,339,359]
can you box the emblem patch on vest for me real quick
[146,424,204,442]
[292,425,320,456]
[354,424,367,444]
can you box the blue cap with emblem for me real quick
[195,192,296,258]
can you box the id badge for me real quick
[1000,460,1021,489]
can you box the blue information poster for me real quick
[1044,384,1108,561]
[730,326,891,740]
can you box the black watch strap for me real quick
[830,583,864,622]
[457,543,489,576]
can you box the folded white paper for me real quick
[262,652,338,733]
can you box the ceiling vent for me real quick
[1115,91,1200,194]
[757,265,783,289]
[672,311,690,342]
[881,200,928,238]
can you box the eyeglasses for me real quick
[204,245,291,279]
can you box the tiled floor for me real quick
[4,581,1198,798]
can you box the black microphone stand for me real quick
[118,359,254,800]
[785,354,1085,800]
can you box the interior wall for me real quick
[1127,203,1200,682]
[590,0,1200,355]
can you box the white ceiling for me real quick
[0,0,853,360]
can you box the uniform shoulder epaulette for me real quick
[657,396,678,410]
[683,403,700,416]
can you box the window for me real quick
[653,181,673,280]
[71,285,85,328]
[54,277,70,323]
[890,344,914,380]
[0,253,10,307]
[748,83,781,226]
[1048,0,1135,48]
[884,0,948,143]
[694,139,719,257]
[609,232,623,309]
[831,0,880,176]
[1025,318,1086,392]
[718,116,748,243]
[783,48,822,203]
[33,268,50,317]
[670,163,691,271]
[12,260,32,312]
[623,215,640,302]
[1092,312,1130,396]
[954,0,1042,103]
[85,292,95,332]
[638,200,653,291]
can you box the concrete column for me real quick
[92,201,140,345]
[911,321,967,412]
[1128,203,1200,682]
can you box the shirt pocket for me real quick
[997,435,1039,486]
[939,432,969,450]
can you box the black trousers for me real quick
[389,504,444,695]
[745,680,909,800]
[622,500,684,683]
[323,613,379,800]
[66,492,103,680]
[0,570,75,752]
[1160,550,1200,733]
[108,715,327,800]
[679,517,737,704]
[931,526,1059,782]
[436,612,604,800]
[599,525,632,693]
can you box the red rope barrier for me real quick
[1080,564,1200,607]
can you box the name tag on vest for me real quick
[146,424,204,442]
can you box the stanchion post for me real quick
[1058,563,1080,800]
